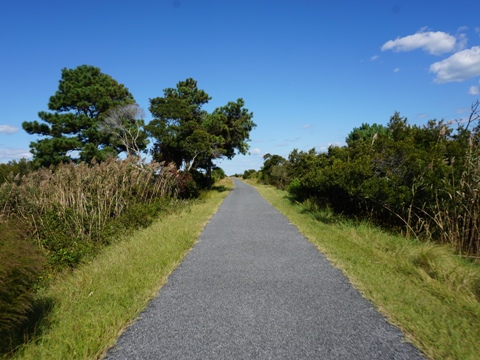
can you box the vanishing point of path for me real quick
[106,179,424,359]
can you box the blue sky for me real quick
[1,0,480,175]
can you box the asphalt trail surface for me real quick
[106,179,424,359]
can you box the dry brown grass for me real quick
[0,158,181,267]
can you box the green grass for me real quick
[9,179,232,360]
[249,181,480,360]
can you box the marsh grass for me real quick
[8,178,232,360]
[0,158,180,268]
[250,181,480,360]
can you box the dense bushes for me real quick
[260,102,480,256]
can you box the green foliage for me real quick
[259,153,289,188]
[0,159,34,185]
[242,169,257,179]
[211,166,226,183]
[345,122,388,147]
[0,219,45,354]
[146,78,256,175]
[262,105,480,255]
[22,65,136,167]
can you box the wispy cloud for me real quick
[371,55,379,61]
[456,107,471,115]
[0,148,32,162]
[430,46,480,82]
[302,124,312,129]
[0,125,19,134]
[381,29,461,55]
[249,147,262,156]
[469,83,480,95]
[276,137,300,147]
[393,68,400,73]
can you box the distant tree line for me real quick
[251,102,480,256]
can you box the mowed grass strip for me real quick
[11,179,232,360]
[250,181,480,360]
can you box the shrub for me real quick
[211,166,226,182]
[242,169,257,180]
[0,219,45,353]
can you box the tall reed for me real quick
[0,158,180,266]
[425,141,480,256]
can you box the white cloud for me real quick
[393,68,400,73]
[469,85,480,95]
[0,148,32,162]
[249,147,261,155]
[381,30,459,55]
[318,142,344,152]
[430,46,480,83]
[302,124,312,129]
[455,33,468,52]
[0,125,19,134]
[371,55,379,61]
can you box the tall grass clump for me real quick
[427,140,480,256]
[0,157,180,268]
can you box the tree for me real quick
[345,123,388,147]
[260,153,288,186]
[99,104,149,158]
[22,65,135,167]
[146,78,255,175]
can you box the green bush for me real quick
[211,167,226,182]
[242,169,257,179]
[0,219,45,353]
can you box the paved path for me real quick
[106,179,423,359]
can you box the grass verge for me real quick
[8,179,233,360]
[249,181,480,360]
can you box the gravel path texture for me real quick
[106,179,424,359]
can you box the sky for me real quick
[1,0,480,175]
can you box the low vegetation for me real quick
[0,157,188,356]
[1,157,181,269]
[4,178,232,359]
[249,181,480,359]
